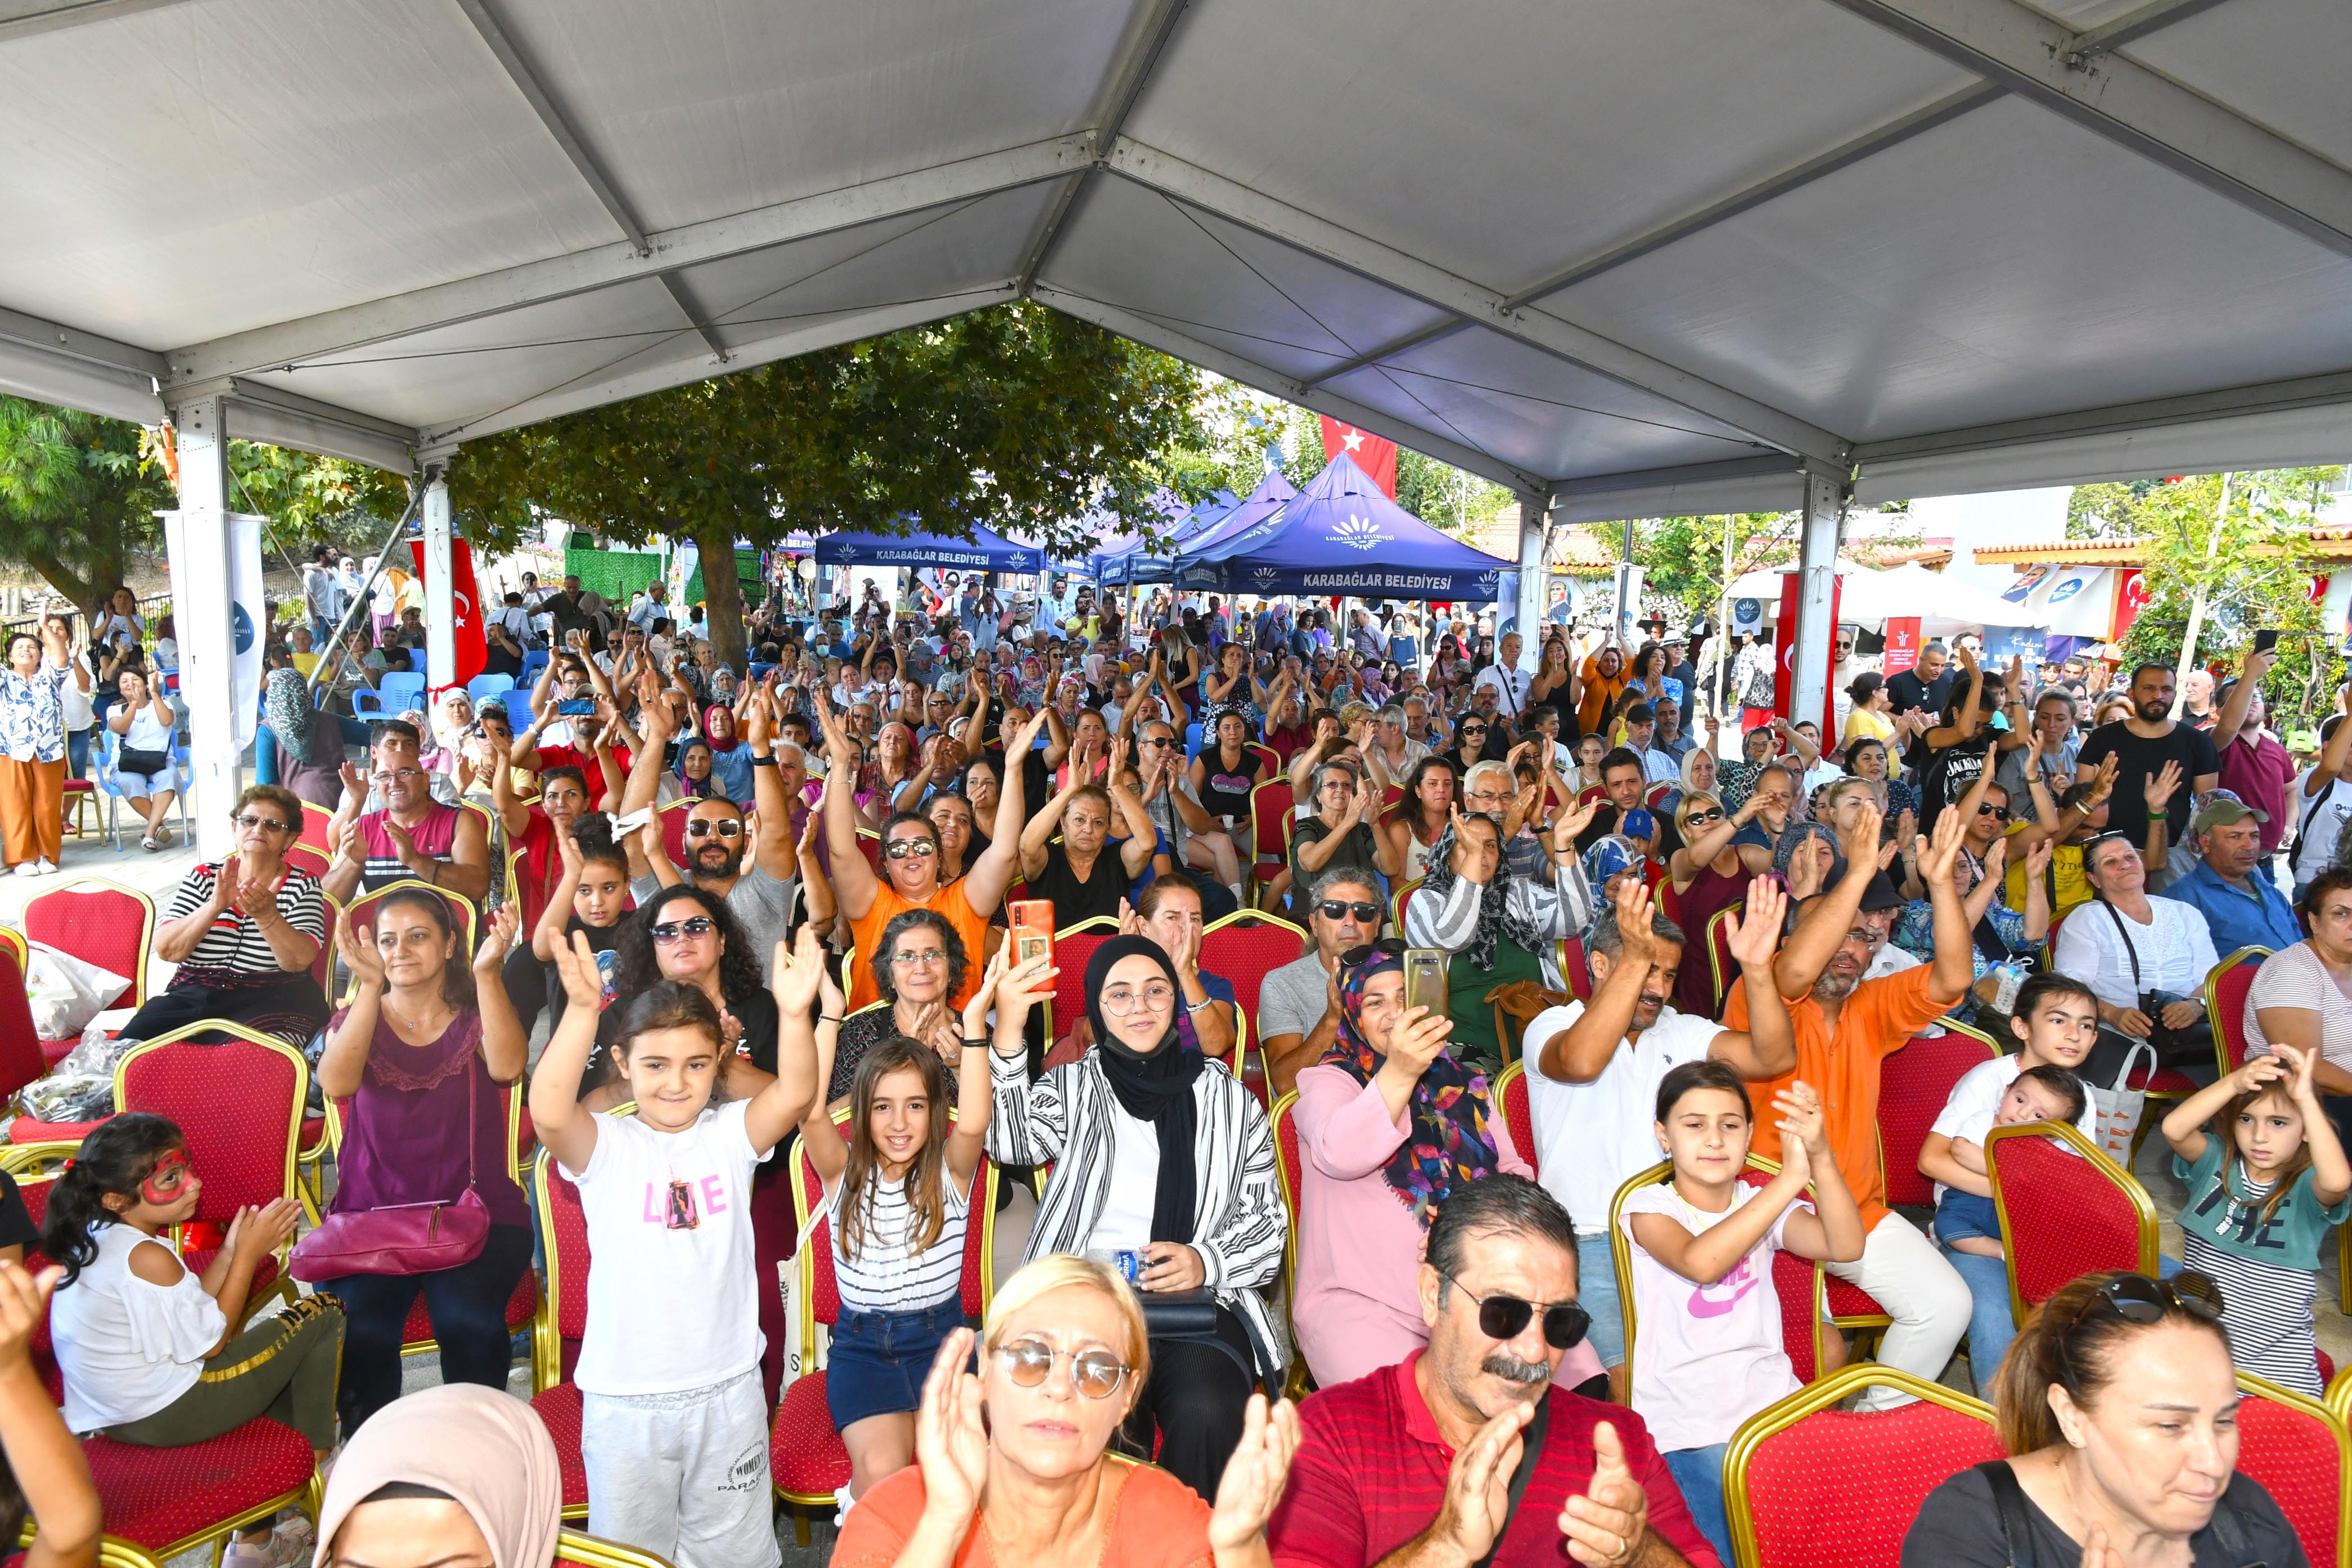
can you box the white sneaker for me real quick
[223,1517,313,1568]
[10,863,35,877]
[33,859,55,875]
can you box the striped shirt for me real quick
[162,863,327,978]
[355,805,459,893]
[987,1047,1288,1377]
[2174,1135,2346,1396]
[828,1168,970,1315]
[1401,855,1594,992]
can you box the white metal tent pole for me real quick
[163,393,239,860]
[2170,470,2232,718]
[1714,514,1736,755]
[1789,474,1846,737]
[1514,492,1547,663]
[420,452,456,694]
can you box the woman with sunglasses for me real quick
[1438,712,1497,776]
[838,1255,1301,1568]
[125,784,330,1049]
[1289,942,1572,1391]
[585,885,778,1106]
[986,936,1284,1500]
[1903,1270,2305,1567]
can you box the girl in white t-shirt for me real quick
[1619,1061,1865,1568]
[797,950,1009,1503]
[530,926,822,1568]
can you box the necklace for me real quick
[383,991,452,1037]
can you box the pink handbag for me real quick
[292,1055,491,1282]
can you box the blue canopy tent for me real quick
[1175,453,1513,600]
[812,522,1045,574]
[1106,488,1242,586]
[1166,469,1300,590]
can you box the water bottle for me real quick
[1992,962,2023,1016]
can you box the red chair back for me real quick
[657,801,694,870]
[1244,742,1280,778]
[15,1172,59,1380]
[1249,779,1293,866]
[1877,1028,2000,1208]
[2234,1377,2346,1566]
[343,881,479,956]
[1703,905,1739,1021]
[1048,919,1121,1047]
[2207,946,2271,1073]
[121,1034,305,1220]
[0,950,52,1104]
[1986,1121,2157,1320]
[1269,1091,1302,1287]
[1558,934,1591,1001]
[1495,1063,1534,1176]
[1729,1372,2003,1567]
[1200,914,1308,1027]
[530,1149,592,1389]
[23,879,154,1009]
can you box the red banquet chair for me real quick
[1044,916,1122,1050]
[527,1142,600,1521]
[1876,1024,2000,1209]
[1723,1366,2002,1568]
[1200,910,1308,1028]
[2234,1371,2349,1567]
[1495,1062,1534,1178]
[23,877,154,1064]
[1987,1119,2159,1326]
[1701,905,1740,1023]
[553,1531,678,1568]
[1556,933,1591,1001]
[2206,945,2272,1075]
[0,946,55,1111]
[773,1109,998,1543]
[12,1172,324,1568]
[1610,1160,1832,1384]
[1267,1090,1310,1401]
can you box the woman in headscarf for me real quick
[1398,808,1594,1074]
[262,664,344,810]
[1288,944,1582,1389]
[985,935,1282,1502]
[671,736,718,802]
[314,1384,561,1568]
[1773,817,1844,901]
[701,702,754,803]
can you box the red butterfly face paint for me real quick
[140,1148,194,1207]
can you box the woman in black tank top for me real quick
[1190,710,1266,833]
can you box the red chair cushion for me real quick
[529,1383,588,1512]
[400,1268,540,1344]
[180,1250,280,1303]
[297,1116,326,1154]
[6,1115,108,1147]
[769,1373,850,1497]
[38,1039,76,1067]
[2237,1389,2342,1567]
[1825,1275,1887,1321]
[1744,1402,2005,1566]
[82,1420,315,1551]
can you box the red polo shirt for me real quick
[1267,1351,1721,1568]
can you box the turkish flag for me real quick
[1319,417,1397,498]
[410,536,488,694]
[1772,571,1842,737]
[2109,568,2150,644]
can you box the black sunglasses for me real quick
[2070,1271,2222,1329]
[1683,807,1725,826]
[1321,902,1384,926]
[1976,803,2011,821]
[650,916,715,945]
[1443,1271,1591,1349]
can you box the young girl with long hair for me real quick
[2159,1043,2350,1393]
[795,948,1017,1501]
[533,816,634,1039]
[1378,755,1457,884]
[530,927,818,1568]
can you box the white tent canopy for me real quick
[3,0,2351,510]
[1730,560,2048,634]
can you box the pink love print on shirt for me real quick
[1685,1255,1759,1320]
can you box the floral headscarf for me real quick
[264,666,313,750]
[1422,816,1546,972]
[1320,946,1499,1229]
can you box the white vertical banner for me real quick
[230,511,265,749]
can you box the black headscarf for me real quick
[1084,935,1203,1244]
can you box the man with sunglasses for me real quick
[1259,871,1387,1097]
[1723,801,1979,1410]
[1268,1175,1717,1568]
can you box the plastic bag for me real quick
[24,945,130,1042]
[17,1024,141,1126]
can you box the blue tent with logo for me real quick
[1165,469,1299,591]
[812,521,1045,573]
[1104,488,1242,586]
[1174,453,1513,600]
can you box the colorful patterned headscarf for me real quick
[1320,947,1499,1230]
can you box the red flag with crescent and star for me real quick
[1318,417,1397,498]
[409,537,488,694]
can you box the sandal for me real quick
[141,836,158,852]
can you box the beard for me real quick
[691,841,745,880]
[1812,965,1863,1004]
[2136,698,2170,723]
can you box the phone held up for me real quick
[1404,947,1449,1019]
[1010,901,1054,969]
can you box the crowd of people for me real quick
[0,565,2344,1568]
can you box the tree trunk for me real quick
[21,545,114,628]
[691,520,749,676]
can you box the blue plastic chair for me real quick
[352,671,427,721]
[466,672,516,702]
[1184,721,1202,763]
[96,728,190,851]
[502,690,538,732]
[520,649,550,689]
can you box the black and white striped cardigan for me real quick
[987,1048,1290,1379]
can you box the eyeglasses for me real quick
[370,769,423,785]
[685,819,743,839]
[1976,803,2011,821]
[1683,808,1724,826]
[994,1338,1132,1399]
[1139,736,1176,748]
[235,813,290,834]
[651,916,715,945]
[884,839,939,859]
[2069,1271,2223,1330]
[889,947,947,967]
[1441,1271,1592,1349]
[1319,899,1382,925]
[1102,982,1175,1014]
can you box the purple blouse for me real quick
[327,1009,529,1230]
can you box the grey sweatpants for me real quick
[581,1369,777,1568]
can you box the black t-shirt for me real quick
[1918,740,1992,840]
[1886,667,1953,718]
[2073,719,2221,851]
[0,1172,37,1255]
[1031,840,1130,928]
[1903,1465,2304,1568]
[542,917,625,1041]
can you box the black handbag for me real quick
[117,746,170,776]
[1136,1286,1221,1338]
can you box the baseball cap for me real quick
[1857,871,1908,914]
[2191,795,2268,834]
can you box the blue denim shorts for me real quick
[1934,1191,2001,1246]
[1576,1233,1626,1368]
[825,1298,968,1431]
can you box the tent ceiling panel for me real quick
[0,0,622,348]
[1318,325,1769,484]
[484,0,1122,234]
[1038,173,1457,382]
[2122,0,2352,172]
[1117,0,1975,294]
[1547,94,2352,445]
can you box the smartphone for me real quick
[2255,629,2280,654]
[1404,947,1449,1019]
[556,698,596,717]
[1010,900,1054,968]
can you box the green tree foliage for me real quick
[0,395,171,617]
[1582,511,1807,625]
[455,302,1204,670]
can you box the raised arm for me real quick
[964,706,1049,915]
[1020,761,1087,881]
[527,930,612,1171]
[469,905,529,1084]
[1771,800,1881,1000]
[742,930,825,1156]
[1703,877,1798,1080]
[742,683,799,883]
[1914,805,1975,1008]
[817,700,882,920]
[533,830,585,961]
[1535,877,1657,1084]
